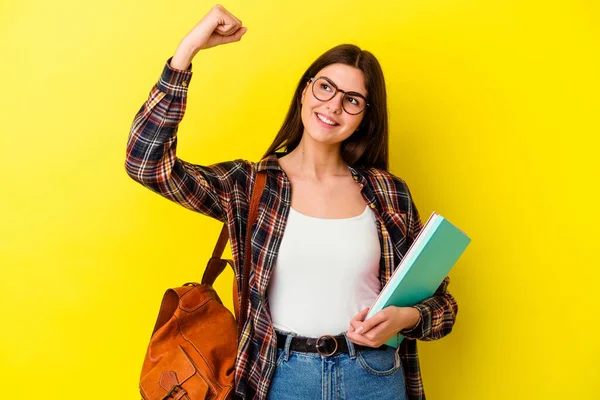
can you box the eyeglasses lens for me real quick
[312,78,366,115]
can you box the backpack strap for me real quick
[201,170,267,326]
[201,226,233,286]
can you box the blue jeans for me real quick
[266,331,408,400]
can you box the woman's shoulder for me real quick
[197,158,255,176]
[201,156,278,184]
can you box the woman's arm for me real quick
[346,276,457,346]
[124,5,249,222]
[346,181,458,347]
[125,58,248,221]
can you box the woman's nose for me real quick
[326,92,344,114]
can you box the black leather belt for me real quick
[276,332,386,357]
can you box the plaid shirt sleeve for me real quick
[399,184,459,341]
[125,57,249,222]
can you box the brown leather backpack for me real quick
[139,171,266,400]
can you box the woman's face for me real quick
[300,63,367,147]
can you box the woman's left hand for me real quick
[346,306,420,348]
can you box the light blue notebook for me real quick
[366,212,471,348]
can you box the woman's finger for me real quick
[217,27,247,45]
[346,330,377,347]
[215,21,241,35]
[358,312,387,334]
[220,5,243,26]
[349,319,362,332]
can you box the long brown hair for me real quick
[262,44,389,171]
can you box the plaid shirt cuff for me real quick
[157,57,193,98]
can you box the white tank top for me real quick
[267,205,382,337]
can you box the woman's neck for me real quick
[281,137,350,181]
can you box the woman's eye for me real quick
[347,97,359,105]
[320,83,332,91]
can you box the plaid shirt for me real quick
[125,58,458,400]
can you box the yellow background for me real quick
[1,0,598,398]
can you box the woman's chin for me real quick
[304,131,345,146]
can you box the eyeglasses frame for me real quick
[308,76,370,115]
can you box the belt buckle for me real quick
[316,335,338,357]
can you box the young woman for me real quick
[125,5,458,400]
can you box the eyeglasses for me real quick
[309,77,370,115]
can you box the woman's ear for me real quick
[300,81,310,104]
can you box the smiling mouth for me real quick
[315,113,339,126]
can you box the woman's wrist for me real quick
[171,42,198,71]
[399,306,421,331]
